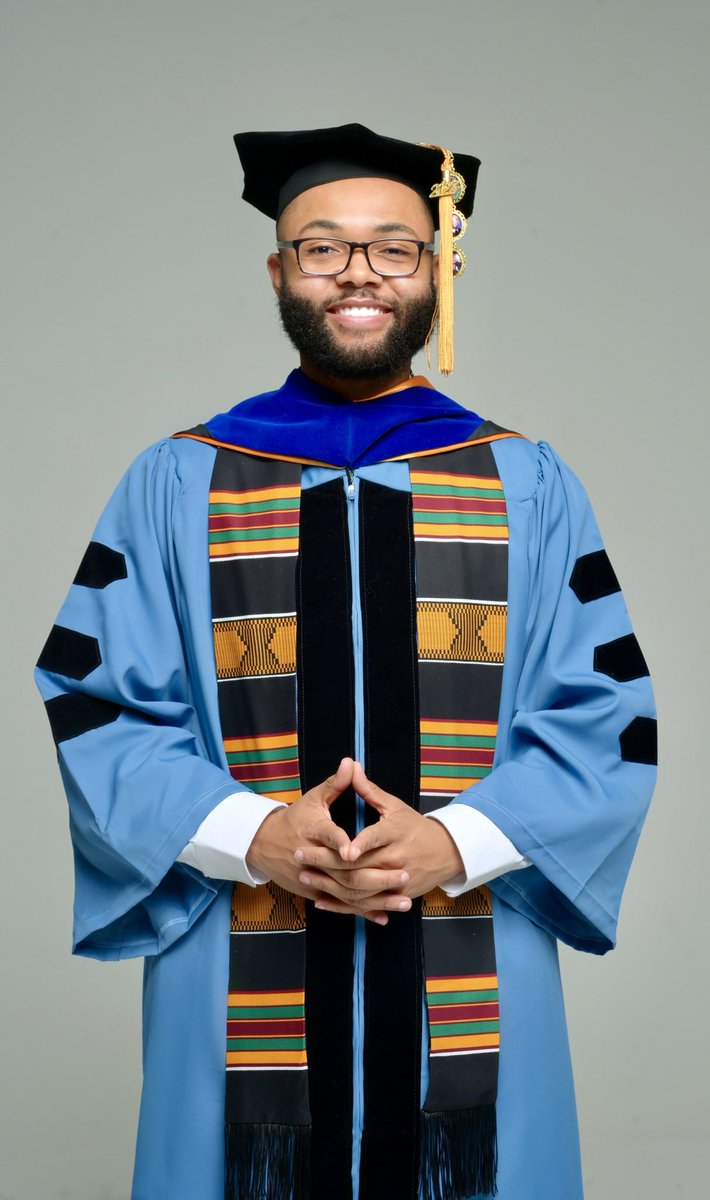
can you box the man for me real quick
[35,124,656,1200]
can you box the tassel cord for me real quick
[436,191,455,375]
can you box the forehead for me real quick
[278,176,434,236]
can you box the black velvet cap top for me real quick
[233,123,481,229]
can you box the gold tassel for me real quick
[418,144,467,376]
[437,187,455,374]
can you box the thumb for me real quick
[351,761,402,816]
[315,756,355,807]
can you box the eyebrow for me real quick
[296,218,426,238]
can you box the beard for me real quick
[277,279,438,382]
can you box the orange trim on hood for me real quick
[171,427,526,466]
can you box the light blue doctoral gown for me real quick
[35,431,656,1200]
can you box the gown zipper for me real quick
[344,466,366,1200]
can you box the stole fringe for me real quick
[225,1122,310,1200]
[420,1106,498,1200]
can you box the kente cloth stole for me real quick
[208,442,508,1200]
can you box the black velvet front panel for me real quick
[297,478,357,1200]
[358,479,422,1200]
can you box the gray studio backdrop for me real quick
[2,2,707,1197]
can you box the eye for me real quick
[370,241,419,266]
[300,239,345,258]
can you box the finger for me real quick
[294,844,353,871]
[351,762,405,818]
[312,900,389,927]
[325,866,411,893]
[301,869,376,903]
[300,867,409,902]
[310,816,352,859]
[334,846,397,870]
[313,889,412,914]
[317,757,355,806]
[348,820,394,861]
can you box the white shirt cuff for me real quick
[176,791,286,886]
[426,803,532,897]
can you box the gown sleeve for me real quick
[34,440,240,960]
[455,440,657,954]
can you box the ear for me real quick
[267,251,283,294]
[432,251,440,289]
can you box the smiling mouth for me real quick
[326,301,394,326]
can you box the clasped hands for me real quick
[246,757,465,926]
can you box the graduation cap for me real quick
[233,123,481,375]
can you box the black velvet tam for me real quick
[233,123,481,228]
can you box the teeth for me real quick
[335,307,388,317]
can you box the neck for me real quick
[298,357,414,403]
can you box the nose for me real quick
[337,246,381,288]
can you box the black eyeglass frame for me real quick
[275,237,436,277]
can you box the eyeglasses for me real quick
[276,237,435,278]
